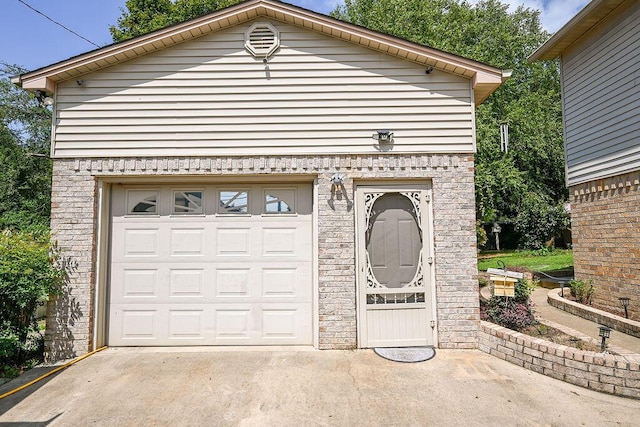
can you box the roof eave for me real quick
[529,0,626,61]
[17,0,506,105]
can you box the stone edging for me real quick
[479,321,640,399]
[547,289,640,338]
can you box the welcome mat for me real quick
[374,346,436,363]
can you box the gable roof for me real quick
[14,0,508,105]
[529,0,628,61]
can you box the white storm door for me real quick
[357,185,434,348]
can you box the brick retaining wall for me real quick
[479,320,640,399]
[547,289,640,338]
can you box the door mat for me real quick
[374,346,436,363]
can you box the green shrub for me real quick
[476,220,488,249]
[514,193,569,250]
[481,278,537,331]
[569,279,593,304]
[0,230,66,372]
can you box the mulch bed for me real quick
[520,323,602,352]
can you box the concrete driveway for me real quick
[0,348,638,426]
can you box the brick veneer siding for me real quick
[479,321,640,399]
[570,171,640,321]
[48,154,478,359]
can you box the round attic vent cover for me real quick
[244,22,280,57]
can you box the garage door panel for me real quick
[168,310,205,340]
[169,228,206,257]
[120,228,160,258]
[215,227,252,256]
[109,183,313,346]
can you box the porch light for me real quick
[619,297,630,319]
[373,130,393,143]
[330,173,344,185]
[598,326,611,352]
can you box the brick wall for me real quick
[48,154,478,358]
[547,288,640,338]
[570,171,640,321]
[479,321,640,400]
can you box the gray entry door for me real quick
[356,185,435,348]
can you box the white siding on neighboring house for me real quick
[52,20,474,158]
[561,1,640,186]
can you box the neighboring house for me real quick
[15,0,507,358]
[530,0,639,320]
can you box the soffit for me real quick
[529,0,627,61]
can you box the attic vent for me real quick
[244,22,280,58]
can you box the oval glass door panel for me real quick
[366,193,421,288]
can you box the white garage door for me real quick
[108,183,313,346]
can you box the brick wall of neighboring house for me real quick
[47,154,478,359]
[570,170,640,321]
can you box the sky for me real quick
[1,0,589,72]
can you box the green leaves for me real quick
[0,230,66,367]
[335,0,567,248]
[110,0,243,42]
[0,64,52,231]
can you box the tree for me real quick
[334,0,567,248]
[0,64,52,231]
[110,0,242,42]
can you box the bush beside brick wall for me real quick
[479,321,640,399]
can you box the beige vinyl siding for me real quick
[561,1,640,186]
[52,20,474,158]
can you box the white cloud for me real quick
[467,0,590,32]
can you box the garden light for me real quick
[598,326,611,352]
[619,297,630,319]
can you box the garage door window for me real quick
[219,190,249,214]
[127,190,158,214]
[173,190,204,215]
[264,189,295,214]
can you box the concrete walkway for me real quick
[529,287,640,353]
[1,348,639,426]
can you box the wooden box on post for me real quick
[487,268,524,298]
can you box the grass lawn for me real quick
[478,249,573,273]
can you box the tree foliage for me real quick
[334,0,567,248]
[0,230,66,372]
[110,0,242,42]
[0,64,52,231]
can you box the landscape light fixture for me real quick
[619,297,630,319]
[372,130,393,143]
[598,326,611,352]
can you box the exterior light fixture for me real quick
[330,173,344,185]
[372,130,393,143]
[598,326,611,352]
[619,297,630,319]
